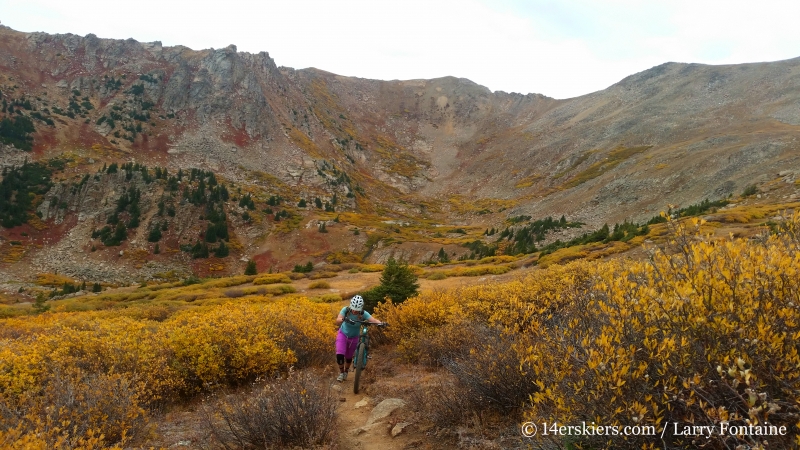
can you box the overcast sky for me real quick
[2,0,799,99]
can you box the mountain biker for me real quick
[335,294,384,382]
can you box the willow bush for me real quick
[378,214,800,449]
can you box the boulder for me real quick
[354,396,371,409]
[351,421,384,436]
[391,422,412,437]
[367,398,406,425]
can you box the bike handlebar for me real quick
[344,318,388,327]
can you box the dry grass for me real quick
[562,145,651,189]
[0,242,27,264]
[514,173,543,189]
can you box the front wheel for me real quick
[353,342,367,394]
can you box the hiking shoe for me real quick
[341,371,348,381]
[337,372,346,382]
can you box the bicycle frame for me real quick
[352,322,371,370]
[349,320,383,394]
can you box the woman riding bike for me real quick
[335,295,384,382]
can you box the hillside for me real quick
[1,24,799,286]
[2,208,799,449]
[2,22,800,447]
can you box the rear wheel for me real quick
[353,342,366,394]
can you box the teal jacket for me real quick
[339,307,372,338]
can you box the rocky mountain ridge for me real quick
[1,25,800,283]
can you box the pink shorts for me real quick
[335,330,359,359]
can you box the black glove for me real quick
[345,318,356,325]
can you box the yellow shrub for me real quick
[162,304,295,392]
[0,369,146,449]
[35,273,77,287]
[326,251,363,264]
[440,264,513,277]
[262,284,296,295]
[0,295,340,447]
[380,215,800,448]
[199,276,255,288]
[253,274,293,285]
[537,245,589,267]
[309,272,337,280]
[360,264,384,273]
[477,255,516,264]
[309,293,342,303]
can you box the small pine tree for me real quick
[362,257,419,312]
[244,260,258,275]
[192,241,209,259]
[298,199,307,207]
[204,224,217,243]
[148,225,162,242]
[319,222,328,233]
[154,243,160,254]
[33,292,50,313]
[92,282,102,293]
[214,241,229,257]
[437,247,449,263]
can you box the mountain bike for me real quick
[345,319,388,394]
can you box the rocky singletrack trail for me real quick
[329,356,452,450]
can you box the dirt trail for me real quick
[332,371,420,450]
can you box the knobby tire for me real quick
[353,342,366,394]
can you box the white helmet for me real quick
[350,295,364,312]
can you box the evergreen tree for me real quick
[33,292,50,313]
[204,223,217,243]
[437,247,449,263]
[244,260,258,275]
[191,240,209,258]
[362,257,419,312]
[214,240,229,257]
[147,224,162,242]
